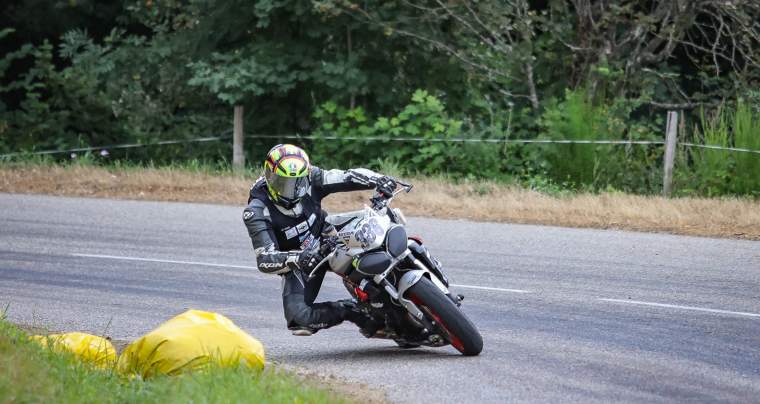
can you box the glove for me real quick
[375,176,397,198]
[319,236,338,256]
[297,249,323,271]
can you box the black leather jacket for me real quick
[243,167,378,274]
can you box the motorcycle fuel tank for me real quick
[328,248,353,275]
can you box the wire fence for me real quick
[678,142,760,154]
[246,134,669,146]
[2,132,760,158]
[0,133,232,158]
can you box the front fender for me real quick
[397,270,426,299]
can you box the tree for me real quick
[324,0,557,112]
[559,0,760,108]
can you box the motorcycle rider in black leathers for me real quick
[242,144,397,336]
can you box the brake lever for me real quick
[392,184,412,196]
[308,252,333,280]
[393,178,413,193]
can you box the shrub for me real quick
[539,90,623,188]
[312,90,470,176]
[732,100,760,195]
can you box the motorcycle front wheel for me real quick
[407,276,483,356]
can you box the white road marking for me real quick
[450,284,531,294]
[600,298,760,318]
[71,253,258,270]
[63,254,760,318]
[72,253,531,294]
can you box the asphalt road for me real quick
[1,193,759,403]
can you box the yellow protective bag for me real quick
[31,332,117,368]
[117,309,265,378]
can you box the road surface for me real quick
[1,193,759,403]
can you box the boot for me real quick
[338,299,383,338]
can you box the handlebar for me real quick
[309,176,411,279]
[344,169,412,210]
[371,179,410,207]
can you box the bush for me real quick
[312,90,476,176]
[688,106,732,196]
[0,29,228,161]
[680,101,760,197]
[733,100,760,195]
[537,90,662,192]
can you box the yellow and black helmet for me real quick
[263,144,311,208]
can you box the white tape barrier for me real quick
[2,132,759,157]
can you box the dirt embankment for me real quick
[1,164,758,240]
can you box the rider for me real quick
[242,144,398,336]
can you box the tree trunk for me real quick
[524,62,540,110]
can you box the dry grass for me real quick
[1,164,759,240]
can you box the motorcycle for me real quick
[308,170,483,356]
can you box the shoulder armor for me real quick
[243,198,270,223]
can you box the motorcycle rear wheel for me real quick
[407,276,483,356]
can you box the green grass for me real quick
[540,90,620,188]
[691,106,732,196]
[733,100,760,195]
[689,102,760,196]
[0,318,349,404]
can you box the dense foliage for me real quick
[1,1,758,196]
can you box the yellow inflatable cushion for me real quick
[117,309,265,378]
[31,332,117,368]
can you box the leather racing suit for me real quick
[242,167,382,332]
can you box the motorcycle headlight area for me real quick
[385,225,408,257]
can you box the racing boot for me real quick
[338,299,383,338]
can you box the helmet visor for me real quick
[267,173,309,200]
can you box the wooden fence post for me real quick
[662,110,678,197]
[233,105,245,171]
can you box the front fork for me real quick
[407,239,450,287]
[406,240,462,306]
[389,249,459,332]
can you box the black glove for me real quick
[375,176,397,198]
[297,249,323,271]
[319,236,338,256]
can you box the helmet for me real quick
[263,144,311,209]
